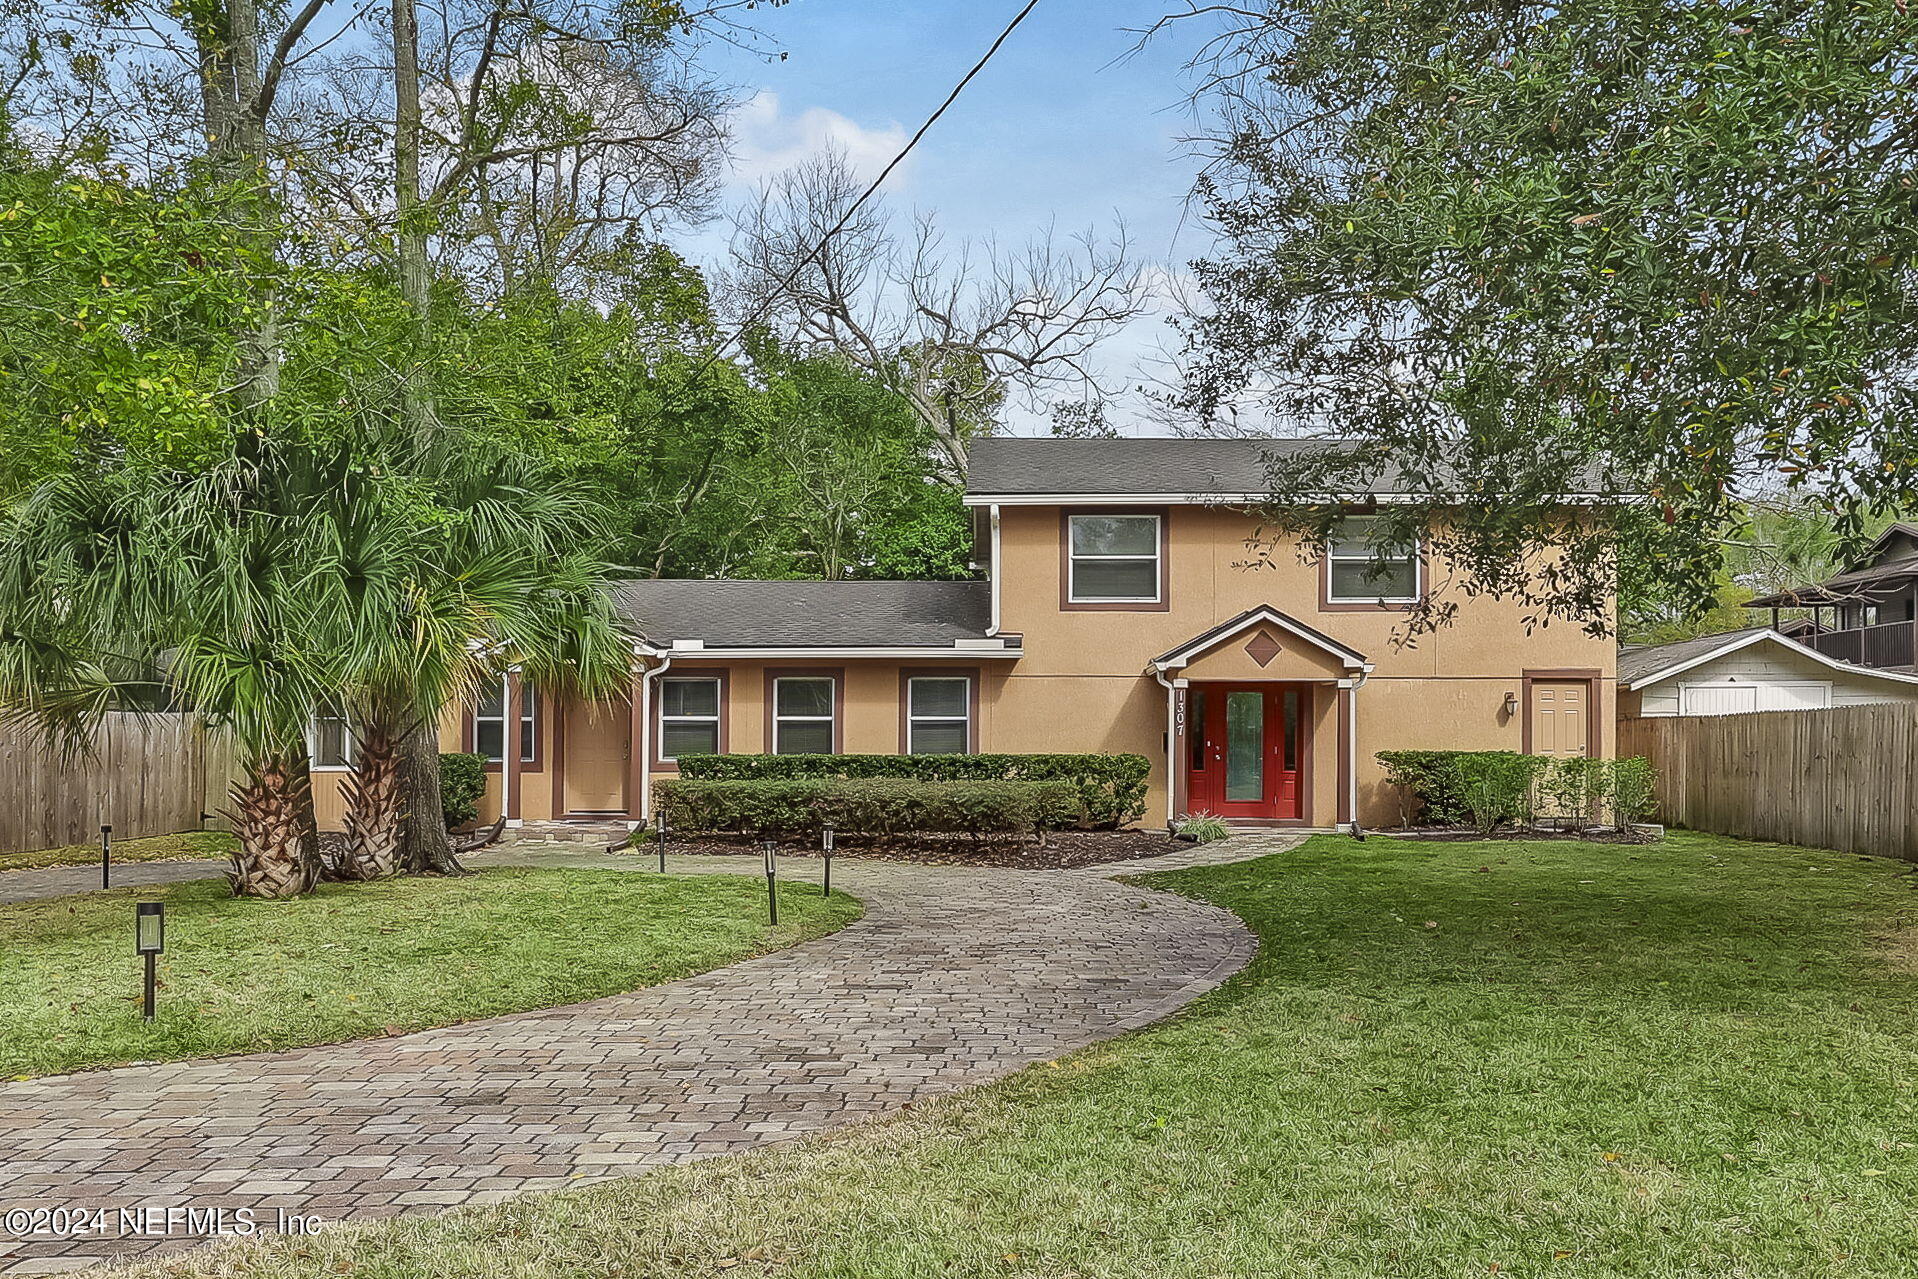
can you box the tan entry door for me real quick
[561,700,629,814]
[1529,681,1589,758]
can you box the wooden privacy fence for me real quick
[0,713,240,855]
[1619,704,1918,860]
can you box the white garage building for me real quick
[1619,627,1918,717]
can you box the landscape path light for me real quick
[135,900,165,1022]
[822,825,834,897]
[655,809,668,873]
[100,823,112,889]
[762,839,778,925]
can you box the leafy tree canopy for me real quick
[1176,0,1918,635]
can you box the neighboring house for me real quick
[1746,522,1918,671]
[308,437,1619,832]
[1618,626,1918,717]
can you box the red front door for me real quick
[1186,684,1307,822]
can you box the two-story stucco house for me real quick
[308,436,1618,832]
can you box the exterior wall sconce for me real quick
[1502,691,1519,717]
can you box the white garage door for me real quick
[1678,682,1832,714]
[1680,684,1758,715]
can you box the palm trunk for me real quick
[398,713,462,875]
[225,751,321,898]
[339,715,404,879]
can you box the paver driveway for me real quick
[0,836,1296,1274]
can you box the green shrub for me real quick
[653,777,1079,840]
[1540,756,1612,832]
[1377,750,1538,827]
[1380,749,1658,835]
[1173,812,1232,844]
[675,753,1150,828]
[439,752,487,830]
[1610,756,1659,827]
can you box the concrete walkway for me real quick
[0,834,1299,1274]
[0,860,227,905]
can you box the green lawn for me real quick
[0,828,235,872]
[124,831,1918,1278]
[1,869,860,1078]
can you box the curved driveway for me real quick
[0,837,1293,1274]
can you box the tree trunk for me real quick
[338,714,404,879]
[392,0,436,445]
[398,714,462,875]
[225,751,321,898]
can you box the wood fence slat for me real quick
[0,714,229,855]
[1624,705,1918,859]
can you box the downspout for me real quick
[987,503,1003,636]
[1153,665,1180,830]
[1345,665,1371,835]
[637,647,673,824]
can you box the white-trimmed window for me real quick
[1325,516,1421,603]
[473,676,538,765]
[1068,513,1162,602]
[659,676,721,761]
[772,676,836,754]
[308,706,356,770]
[906,676,971,755]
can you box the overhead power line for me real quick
[699,0,1046,373]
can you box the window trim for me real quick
[464,674,543,773]
[654,670,729,769]
[1319,514,1425,611]
[1060,508,1170,611]
[898,668,980,754]
[764,668,844,754]
[307,707,357,772]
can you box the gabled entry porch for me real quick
[1148,604,1375,831]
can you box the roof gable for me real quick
[1620,626,1918,690]
[1149,604,1373,674]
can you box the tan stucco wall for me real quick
[308,504,1616,834]
[991,504,1616,827]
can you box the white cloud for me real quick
[726,91,911,189]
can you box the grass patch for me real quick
[119,831,1918,1278]
[0,829,235,873]
[1,869,859,1078]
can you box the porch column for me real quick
[503,671,523,825]
[1335,679,1356,831]
[1165,678,1188,828]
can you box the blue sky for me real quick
[686,0,1217,430]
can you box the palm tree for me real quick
[0,431,632,896]
[316,443,633,880]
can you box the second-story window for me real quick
[1325,516,1421,604]
[1068,513,1162,603]
[309,705,356,769]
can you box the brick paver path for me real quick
[0,834,1299,1275]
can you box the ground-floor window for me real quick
[772,676,837,754]
[906,675,971,754]
[659,676,722,760]
[472,676,538,766]
[308,707,356,769]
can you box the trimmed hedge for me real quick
[439,752,487,829]
[674,753,1150,828]
[653,777,1080,840]
[1377,749,1658,834]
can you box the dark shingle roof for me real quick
[965,436,1374,497]
[1617,628,1771,685]
[611,580,993,649]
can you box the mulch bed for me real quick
[642,829,1188,871]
